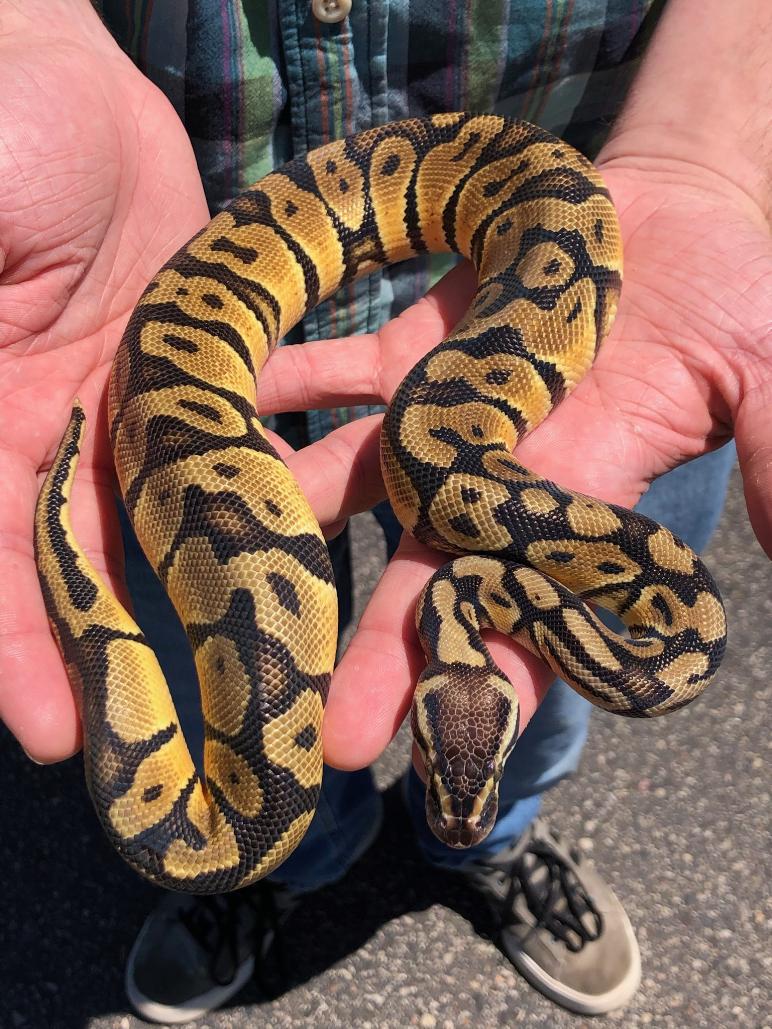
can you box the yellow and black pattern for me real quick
[412,550,725,847]
[34,114,726,889]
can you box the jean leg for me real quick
[119,503,205,769]
[372,499,403,560]
[407,443,737,866]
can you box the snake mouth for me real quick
[425,781,499,849]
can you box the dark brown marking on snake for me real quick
[130,302,257,377]
[483,166,526,198]
[264,499,283,517]
[42,407,98,613]
[547,551,575,564]
[142,784,164,803]
[202,293,224,310]
[441,124,553,254]
[447,513,481,539]
[266,572,302,617]
[594,219,604,242]
[381,153,401,176]
[294,725,318,751]
[188,589,332,719]
[485,368,511,385]
[450,130,481,163]
[651,592,674,626]
[122,403,275,516]
[121,773,207,883]
[461,486,482,503]
[164,333,200,354]
[213,462,240,479]
[227,189,321,313]
[597,560,626,575]
[566,298,583,323]
[211,236,259,265]
[174,257,277,350]
[177,398,224,423]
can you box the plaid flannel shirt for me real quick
[96,0,662,442]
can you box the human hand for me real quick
[256,153,771,773]
[0,1,211,760]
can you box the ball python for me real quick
[34,113,726,892]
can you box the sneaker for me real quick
[125,800,384,1023]
[125,881,297,1024]
[452,818,641,1014]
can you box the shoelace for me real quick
[178,884,287,991]
[503,836,604,951]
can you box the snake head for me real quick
[412,666,520,849]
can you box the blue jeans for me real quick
[121,444,736,891]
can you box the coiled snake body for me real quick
[34,114,726,892]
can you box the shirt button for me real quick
[312,0,352,24]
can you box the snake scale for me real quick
[34,114,726,893]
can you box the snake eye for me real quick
[483,758,496,779]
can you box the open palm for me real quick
[0,29,210,758]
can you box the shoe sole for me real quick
[124,805,384,1023]
[507,907,642,1015]
[125,921,257,1024]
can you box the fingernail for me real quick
[22,747,45,766]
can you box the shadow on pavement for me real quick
[3,737,496,1029]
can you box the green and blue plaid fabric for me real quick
[96,0,662,441]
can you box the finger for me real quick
[282,415,386,528]
[323,535,554,770]
[257,260,478,415]
[735,376,772,559]
[258,335,382,415]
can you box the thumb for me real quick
[735,376,772,559]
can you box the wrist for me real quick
[597,0,770,222]
[596,137,769,233]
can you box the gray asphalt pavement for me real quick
[3,468,770,1029]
